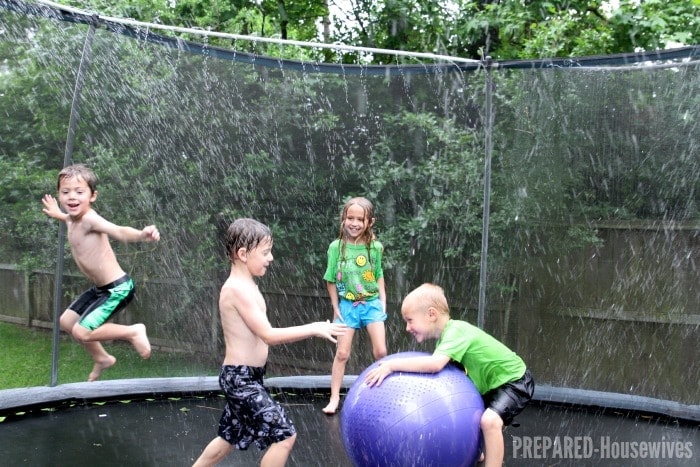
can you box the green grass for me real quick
[0,321,216,389]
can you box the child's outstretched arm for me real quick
[365,353,451,387]
[233,286,347,345]
[41,194,68,221]
[254,316,347,345]
[88,212,160,243]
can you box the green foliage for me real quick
[608,0,700,52]
[64,0,330,60]
[0,322,215,389]
[0,1,697,313]
[335,108,485,288]
[58,0,700,61]
[0,153,57,271]
[195,0,700,62]
[449,0,698,59]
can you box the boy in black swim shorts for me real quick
[193,218,346,467]
[68,275,135,332]
[217,365,296,450]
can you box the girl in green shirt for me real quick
[322,197,388,415]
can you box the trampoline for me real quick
[1,376,698,466]
[1,2,698,466]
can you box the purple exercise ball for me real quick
[341,352,484,467]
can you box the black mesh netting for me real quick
[0,0,698,404]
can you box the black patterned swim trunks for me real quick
[217,365,296,450]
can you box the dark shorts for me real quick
[482,369,535,426]
[217,365,296,450]
[69,275,135,331]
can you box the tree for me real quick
[2,0,697,297]
[61,0,700,61]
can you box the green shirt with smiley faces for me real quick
[323,239,384,302]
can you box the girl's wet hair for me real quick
[57,164,98,193]
[225,218,272,260]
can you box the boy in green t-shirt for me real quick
[365,283,534,467]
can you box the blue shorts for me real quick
[336,298,386,329]
[69,275,135,331]
[217,365,296,450]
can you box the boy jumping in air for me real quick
[42,164,159,381]
[365,283,534,467]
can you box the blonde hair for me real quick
[404,283,450,316]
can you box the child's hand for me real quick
[41,194,65,220]
[316,320,347,343]
[141,225,160,242]
[364,362,393,388]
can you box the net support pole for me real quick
[50,19,97,387]
[477,58,494,330]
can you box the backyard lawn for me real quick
[0,321,216,389]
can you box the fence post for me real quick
[24,269,31,327]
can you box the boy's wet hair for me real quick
[225,218,272,259]
[57,164,98,193]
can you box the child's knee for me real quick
[372,345,387,360]
[59,310,78,331]
[71,324,91,342]
[335,347,352,361]
[480,408,504,432]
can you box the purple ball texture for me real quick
[341,352,484,467]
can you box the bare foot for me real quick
[131,323,152,359]
[88,355,117,382]
[322,397,340,415]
